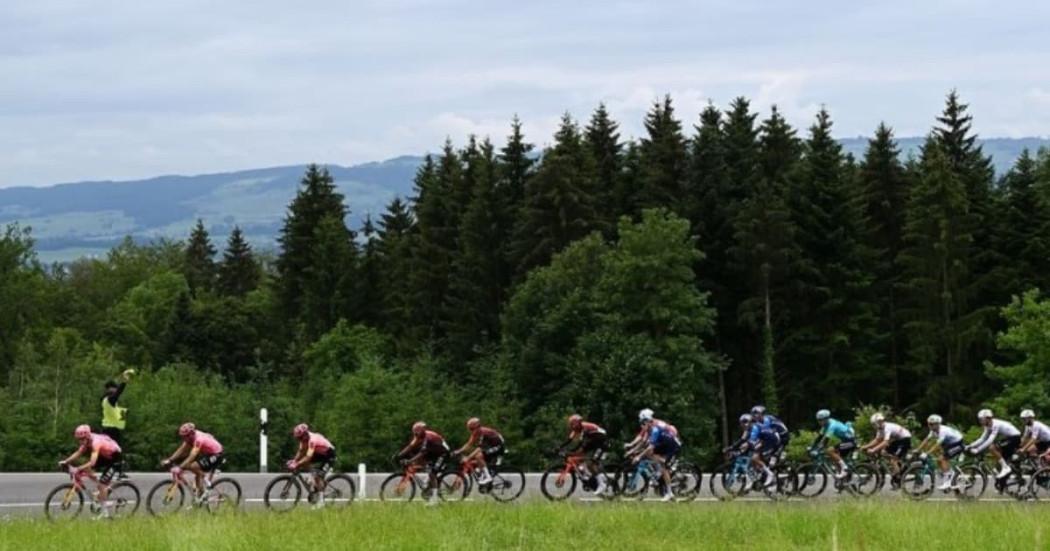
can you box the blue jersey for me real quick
[649,423,678,447]
[761,414,789,436]
[749,424,780,447]
[821,419,855,441]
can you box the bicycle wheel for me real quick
[847,463,881,497]
[618,467,650,500]
[263,475,303,512]
[1029,468,1050,501]
[540,465,577,501]
[999,469,1030,500]
[669,462,702,501]
[207,478,242,514]
[595,468,620,501]
[899,465,934,500]
[770,463,798,499]
[323,473,356,507]
[379,473,417,502]
[44,484,84,520]
[489,467,526,503]
[954,465,986,500]
[146,481,185,517]
[708,462,733,501]
[796,463,829,498]
[108,481,141,517]
[436,471,469,502]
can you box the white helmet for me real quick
[977,409,993,420]
[927,414,943,425]
[870,413,885,425]
[638,408,654,423]
[739,414,752,424]
[816,409,831,421]
[1021,409,1035,419]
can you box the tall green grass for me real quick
[2,502,1047,550]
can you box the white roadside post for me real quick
[259,408,269,473]
[358,463,367,499]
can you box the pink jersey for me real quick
[307,432,333,454]
[81,433,121,459]
[192,431,224,455]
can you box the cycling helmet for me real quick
[466,417,481,431]
[639,408,655,423]
[412,421,427,435]
[567,414,583,428]
[816,409,831,421]
[178,422,196,437]
[739,414,752,425]
[293,423,309,439]
[74,424,91,439]
[750,405,766,416]
[870,413,885,425]
[927,414,943,425]
[977,409,993,420]
[1021,409,1036,420]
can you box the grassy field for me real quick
[2,501,1048,550]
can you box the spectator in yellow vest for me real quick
[101,369,135,445]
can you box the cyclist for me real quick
[741,414,780,488]
[161,422,225,498]
[914,414,965,490]
[452,417,505,487]
[58,425,122,519]
[561,414,609,494]
[632,410,681,501]
[1018,409,1050,460]
[966,409,1022,479]
[810,409,856,479]
[287,423,336,505]
[860,413,912,487]
[396,421,450,501]
[751,405,790,463]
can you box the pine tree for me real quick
[445,139,504,362]
[276,165,348,322]
[998,150,1050,293]
[497,117,535,285]
[356,215,384,327]
[898,139,986,415]
[511,113,601,274]
[858,123,909,407]
[787,108,880,408]
[407,156,456,343]
[729,106,802,414]
[301,214,357,338]
[184,219,216,294]
[377,197,415,343]
[722,97,761,202]
[584,103,624,229]
[633,96,688,216]
[217,227,259,297]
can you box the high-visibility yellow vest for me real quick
[101,397,127,430]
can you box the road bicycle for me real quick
[437,452,526,503]
[898,452,983,500]
[539,450,618,501]
[146,463,241,516]
[795,448,880,497]
[619,454,703,501]
[709,448,793,501]
[44,464,140,520]
[263,466,356,511]
[379,456,463,502]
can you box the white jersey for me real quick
[969,419,1021,453]
[880,422,911,441]
[927,425,963,446]
[1023,421,1050,443]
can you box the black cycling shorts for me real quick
[482,444,505,465]
[943,440,965,459]
[887,438,911,459]
[1036,441,1050,454]
[311,449,336,476]
[196,453,225,473]
[997,435,1022,459]
[582,434,608,461]
[836,439,856,455]
[97,453,122,485]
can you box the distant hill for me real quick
[2,137,1047,262]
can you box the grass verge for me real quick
[2,501,1047,550]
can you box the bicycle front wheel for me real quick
[207,478,242,514]
[899,465,934,500]
[846,463,881,497]
[109,481,141,517]
[540,465,577,501]
[146,481,185,517]
[618,468,650,500]
[489,467,526,503]
[44,483,84,521]
[263,475,302,512]
[379,473,417,502]
[954,465,986,500]
[669,462,702,501]
[323,473,356,507]
[795,463,829,498]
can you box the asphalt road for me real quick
[0,471,1016,519]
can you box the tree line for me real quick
[2,91,1050,470]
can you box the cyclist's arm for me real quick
[178,445,202,469]
[454,433,478,456]
[290,441,308,464]
[80,449,101,470]
[968,427,994,453]
[1019,432,1035,453]
[164,442,190,465]
[397,436,422,459]
[292,444,315,469]
[106,382,127,406]
[61,445,86,465]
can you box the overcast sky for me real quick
[2,0,1048,187]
